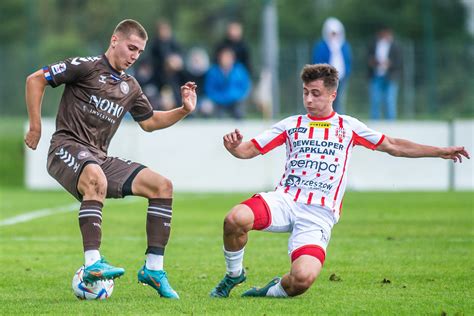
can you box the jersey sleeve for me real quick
[350,117,385,150]
[251,118,290,154]
[42,57,94,88]
[129,88,154,122]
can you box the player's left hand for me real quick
[181,81,197,113]
[441,146,470,163]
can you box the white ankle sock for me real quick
[84,250,101,267]
[146,254,164,271]
[266,279,288,297]
[223,247,244,277]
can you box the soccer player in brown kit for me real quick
[24,19,196,299]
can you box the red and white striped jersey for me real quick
[251,112,384,222]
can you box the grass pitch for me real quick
[0,189,472,315]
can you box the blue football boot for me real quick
[83,257,125,284]
[137,264,179,299]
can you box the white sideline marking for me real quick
[0,203,79,227]
[0,197,141,227]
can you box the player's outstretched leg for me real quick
[242,250,323,298]
[137,263,179,299]
[210,268,247,298]
[83,257,125,284]
[241,277,283,297]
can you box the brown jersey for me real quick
[43,55,153,156]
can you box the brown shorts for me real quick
[47,142,145,201]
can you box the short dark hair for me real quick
[113,19,148,41]
[300,64,339,91]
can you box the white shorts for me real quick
[258,191,335,258]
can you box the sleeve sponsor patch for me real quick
[51,62,67,75]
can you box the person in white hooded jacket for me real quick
[312,17,352,114]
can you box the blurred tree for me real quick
[0,0,471,118]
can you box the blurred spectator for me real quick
[185,47,213,117]
[205,46,251,120]
[214,21,252,75]
[134,58,161,110]
[150,20,186,109]
[312,17,352,114]
[368,26,402,120]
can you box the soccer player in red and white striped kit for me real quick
[210,63,470,298]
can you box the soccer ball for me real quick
[72,266,114,300]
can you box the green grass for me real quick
[0,117,25,187]
[0,189,472,315]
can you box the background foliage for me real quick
[0,0,472,118]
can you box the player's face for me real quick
[302,80,336,116]
[111,33,146,71]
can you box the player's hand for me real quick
[181,81,197,113]
[441,146,470,163]
[24,129,41,150]
[223,129,244,149]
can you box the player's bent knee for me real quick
[293,271,317,292]
[153,175,173,196]
[224,205,253,232]
[78,165,107,198]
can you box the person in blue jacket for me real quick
[312,17,352,114]
[205,46,251,120]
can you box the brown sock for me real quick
[78,200,103,251]
[146,198,172,255]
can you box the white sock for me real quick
[146,254,164,271]
[266,279,288,297]
[84,250,101,267]
[223,247,244,278]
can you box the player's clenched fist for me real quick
[24,129,41,150]
[223,129,243,149]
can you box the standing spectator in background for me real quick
[150,20,185,109]
[205,46,251,120]
[312,17,352,114]
[185,47,213,117]
[368,26,402,120]
[215,21,252,75]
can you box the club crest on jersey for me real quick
[335,127,346,140]
[120,81,129,94]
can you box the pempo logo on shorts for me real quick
[77,151,90,160]
[335,127,346,141]
[51,63,67,75]
[285,175,301,186]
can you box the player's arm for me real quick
[223,129,260,159]
[376,135,470,163]
[139,82,197,132]
[25,69,48,150]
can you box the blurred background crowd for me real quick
[0,0,473,121]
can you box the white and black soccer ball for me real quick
[72,265,114,300]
